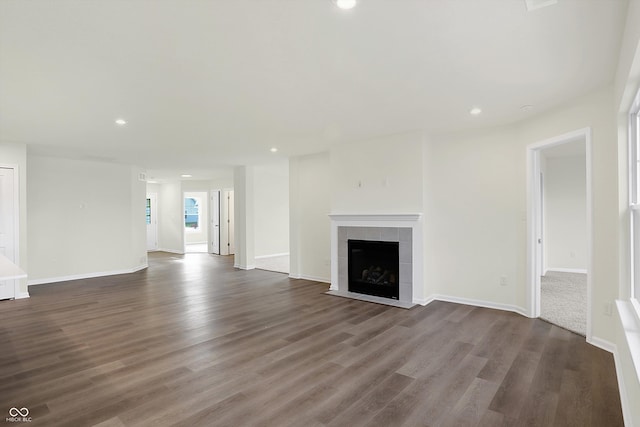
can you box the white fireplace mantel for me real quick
[329,213,426,305]
[328,213,422,223]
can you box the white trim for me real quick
[544,268,588,274]
[234,264,255,270]
[0,163,21,300]
[587,336,616,354]
[427,294,529,317]
[616,299,640,385]
[329,213,422,222]
[27,264,148,286]
[288,273,331,284]
[612,343,633,427]
[15,291,30,299]
[526,127,593,342]
[157,248,185,255]
[254,252,289,260]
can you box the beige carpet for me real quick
[540,271,587,336]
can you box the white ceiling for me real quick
[0,0,628,173]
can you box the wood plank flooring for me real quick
[0,252,624,426]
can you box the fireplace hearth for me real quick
[348,239,399,300]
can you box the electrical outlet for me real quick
[500,276,507,286]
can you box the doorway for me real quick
[0,167,18,300]
[211,190,221,255]
[146,193,158,251]
[527,128,592,338]
[184,191,209,253]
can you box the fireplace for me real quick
[348,240,399,300]
[328,214,424,308]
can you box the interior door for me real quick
[146,193,158,251]
[0,167,16,300]
[211,190,220,254]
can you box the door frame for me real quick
[146,193,158,251]
[0,164,21,300]
[526,127,592,340]
[210,190,221,255]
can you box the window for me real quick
[629,92,640,306]
[184,197,200,230]
[146,198,152,225]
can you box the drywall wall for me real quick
[289,152,331,282]
[0,143,27,295]
[543,155,587,271]
[424,88,616,341]
[158,181,184,253]
[424,126,522,307]
[27,155,146,282]
[234,166,255,269]
[253,161,289,258]
[330,131,424,214]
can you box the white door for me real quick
[211,190,220,254]
[0,168,16,300]
[227,190,235,255]
[146,193,158,251]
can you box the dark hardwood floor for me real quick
[0,252,623,426]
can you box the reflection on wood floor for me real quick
[0,252,623,426]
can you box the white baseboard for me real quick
[425,294,529,317]
[288,274,331,284]
[234,264,255,270]
[157,248,185,255]
[15,291,30,299]
[544,268,588,274]
[255,252,289,260]
[587,336,616,353]
[27,264,148,286]
[610,344,632,427]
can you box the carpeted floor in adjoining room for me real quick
[540,271,587,336]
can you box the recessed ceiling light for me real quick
[181,174,192,178]
[470,107,482,116]
[270,147,278,153]
[115,118,127,125]
[334,0,356,10]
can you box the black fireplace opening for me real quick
[348,239,399,300]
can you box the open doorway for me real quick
[527,128,592,338]
[184,191,209,253]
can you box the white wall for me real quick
[254,161,289,257]
[543,155,587,271]
[424,126,522,306]
[290,152,331,282]
[330,131,424,214]
[0,143,27,295]
[27,155,146,282]
[234,166,255,269]
[157,180,184,253]
[424,88,617,338]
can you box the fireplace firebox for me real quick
[348,239,399,300]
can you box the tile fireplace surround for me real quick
[328,214,425,308]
